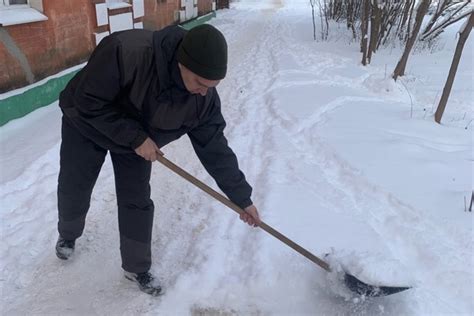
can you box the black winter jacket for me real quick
[59,26,252,208]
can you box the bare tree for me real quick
[318,0,330,40]
[325,0,361,40]
[324,0,415,50]
[379,0,404,48]
[389,0,416,42]
[346,0,358,40]
[424,0,458,35]
[361,0,371,65]
[396,0,415,40]
[310,0,317,40]
[405,0,417,41]
[320,0,469,65]
[311,0,329,41]
[470,192,473,212]
[368,0,382,64]
[421,1,473,42]
[435,12,473,123]
[393,0,432,80]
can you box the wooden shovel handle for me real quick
[156,155,331,272]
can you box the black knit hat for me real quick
[177,24,228,80]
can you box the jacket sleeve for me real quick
[188,92,253,209]
[71,35,148,149]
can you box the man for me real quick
[56,24,260,296]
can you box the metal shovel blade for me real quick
[344,273,411,297]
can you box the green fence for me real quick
[181,11,216,30]
[0,71,79,126]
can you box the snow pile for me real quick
[325,250,416,291]
[362,73,408,99]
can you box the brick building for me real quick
[0,0,223,93]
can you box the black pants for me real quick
[57,117,154,273]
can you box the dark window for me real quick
[10,0,28,4]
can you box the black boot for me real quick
[55,236,75,260]
[124,271,162,296]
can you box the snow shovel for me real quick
[156,155,411,297]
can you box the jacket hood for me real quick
[152,26,187,94]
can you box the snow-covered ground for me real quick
[1,0,472,315]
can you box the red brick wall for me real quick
[143,0,180,30]
[0,0,96,92]
[0,39,26,91]
[198,0,213,15]
[143,0,214,30]
[0,0,216,93]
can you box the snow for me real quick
[0,6,47,27]
[0,63,85,100]
[107,2,132,10]
[1,0,473,315]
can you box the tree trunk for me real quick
[393,0,432,81]
[361,0,370,65]
[435,13,473,123]
[324,0,329,40]
[368,1,381,64]
[405,0,416,41]
[347,0,357,39]
[310,0,316,40]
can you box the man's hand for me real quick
[134,137,164,161]
[240,204,261,227]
